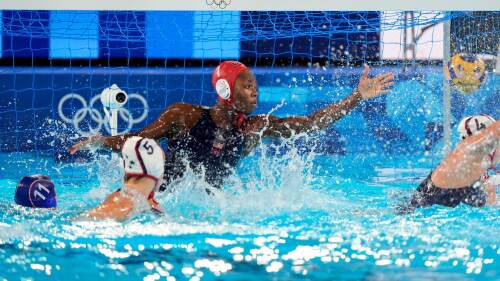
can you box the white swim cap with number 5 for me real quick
[457,114,496,140]
[121,136,165,183]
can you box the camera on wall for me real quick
[100,84,128,109]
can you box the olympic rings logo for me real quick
[206,0,231,9]
[57,93,148,136]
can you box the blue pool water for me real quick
[0,144,499,280]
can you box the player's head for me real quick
[212,61,258,113]
[15,174,57,208]
[121,136,165,190]
[457,114,496,139]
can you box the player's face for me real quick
[233,70,258,114]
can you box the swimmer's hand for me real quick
[68,134,105,154]
[356,65,394,99]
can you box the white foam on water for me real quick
[155,134,353,225]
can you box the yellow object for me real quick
[444,53,486,94]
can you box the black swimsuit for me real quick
[161,108,247,190]
[408,172,487,209]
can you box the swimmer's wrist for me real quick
[352,88,363,102]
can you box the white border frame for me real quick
[0,0,498,11]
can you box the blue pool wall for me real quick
[0,66,498,157]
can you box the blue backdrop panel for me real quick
[240,12,380,61]
[99,11,146,58]
[146,11,194,58]
[50,11,99,59]
[2,11,50,58]
[0,11,2,57]
[193,11,241,59]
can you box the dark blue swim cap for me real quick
[15,175,57,208]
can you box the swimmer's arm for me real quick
[83,191,135,221]
[250,92,361,138]
[254,66,393,138]
[69,103,194,153]
[431,121,499,189]
[483,179,497,206]
[81,184,158,221]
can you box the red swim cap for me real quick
[212,61,248,105]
